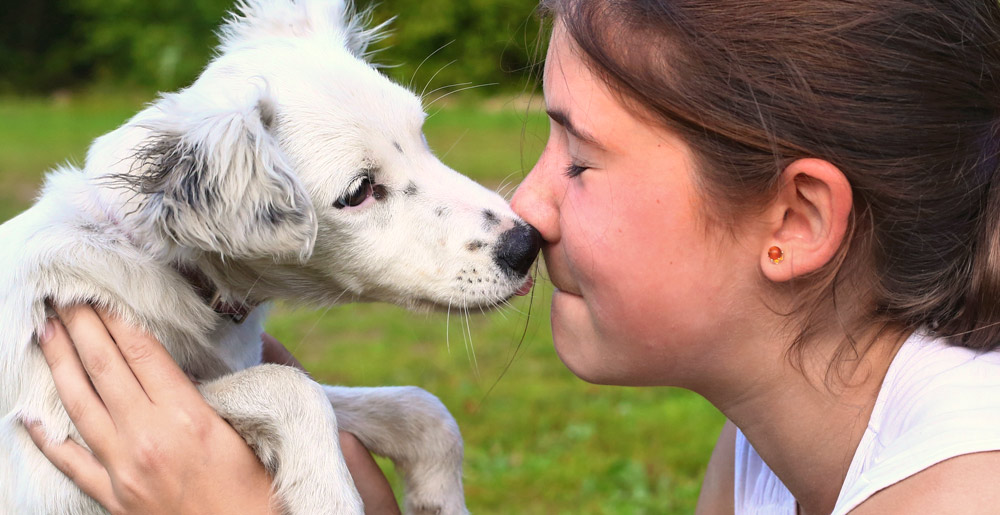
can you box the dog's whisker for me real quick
[426,83,499,112]
[293,302,336,356]
[494,180,512,199]
[291,284,353,353]
[240,272,266,307]
[499,169,523,187]
[421,81,473,103]
[497,181,520,202]
[458,304,469,368]
[440,129,470,161]
[495,180,510,195]
[503,303,530,318]
[491,302,510,321]
[445,298,453,355]
[492,301,515,321]
[495,174,515,193]
[501,303,522,319]
[494,296,529,318]
[497,169,526,200]
[458,305,474,378]
[408,39,455,91]
[463,305,480,380]
[420,59,458,101]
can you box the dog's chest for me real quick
[197,308,269,378]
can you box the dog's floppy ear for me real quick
[122,87,317,261]
[220,0,390,60]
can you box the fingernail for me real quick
[38,319,56,344]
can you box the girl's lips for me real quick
[552,285,584,298]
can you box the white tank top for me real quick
[734,331,1000,514]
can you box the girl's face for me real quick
[511,24,762,387]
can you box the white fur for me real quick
[0,1,533,513]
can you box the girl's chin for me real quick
[549,293,614,384]
[549,288,587,335]
[551,338,621,386]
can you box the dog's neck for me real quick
[94,198,259,324]
[175,265,257,324]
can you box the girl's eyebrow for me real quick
[546,108,605,149]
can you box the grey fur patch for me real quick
[393,141,403,153]
[403,182,418,196]
[111,134,216,209]
[482,209,500,228]
[257,203,303,225]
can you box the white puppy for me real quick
[0,1,540,513]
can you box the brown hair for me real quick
[541,0,1000,356]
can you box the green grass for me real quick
[0,92,724,513]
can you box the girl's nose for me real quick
[511,162,562,245]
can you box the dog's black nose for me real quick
[494,223,542,276]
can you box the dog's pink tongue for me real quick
[515,276,534,296]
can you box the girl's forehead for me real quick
[542,26,565,84]
[542,25,588,109]
[542,27,639,155]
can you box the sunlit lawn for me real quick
[0,92,724,514]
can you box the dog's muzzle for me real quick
[493,223,542,277]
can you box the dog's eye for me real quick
[334,177,373,209]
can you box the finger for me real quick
[37,315,117,456]
[339,431,400,515]
[52,304,147,414]
[92,306,199,403]
[24,421,117,511]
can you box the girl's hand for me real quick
[261,333,401,515]
[26,303,276,514]
[26,304,399,515]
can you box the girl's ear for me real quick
[760,158,853,282]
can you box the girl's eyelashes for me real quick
[565,164,588,178]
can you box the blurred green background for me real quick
[0,1,724,513]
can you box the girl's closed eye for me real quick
[565,163,589,178]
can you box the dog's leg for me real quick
[323,385,467,515]
[199,365,363,515]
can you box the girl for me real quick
[29,0,1000,513]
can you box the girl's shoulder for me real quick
[835,332,1000,514]
[874,332,1000,436]
[847,446,1000,513]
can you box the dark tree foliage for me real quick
[0,0,544,94]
